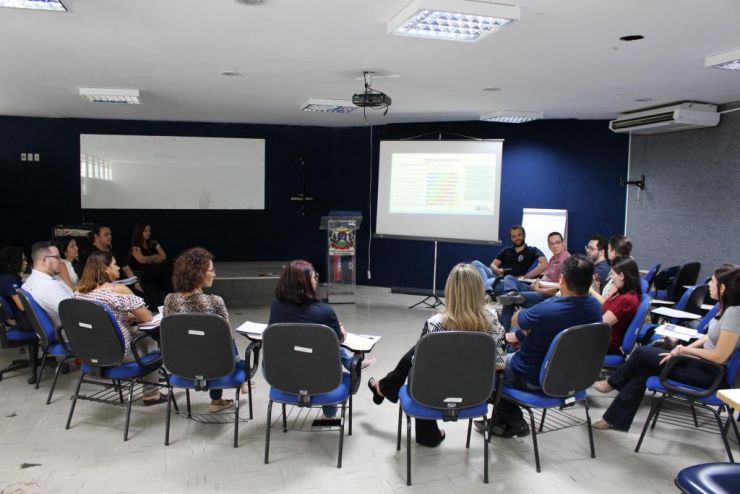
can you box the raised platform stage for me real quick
[209,261,286,308]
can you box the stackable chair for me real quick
[397,331,497,485]
[652,265,680,300]
[635,348,740,462]
[604,293,652,370]
[670,262,702,303]
[675,462,740,494]
[0,297,40,384]
[16,289,74,404]
[59,298,167,441]
[262,323,360,468]
[500,323,611,472]
[642,263,661,292]
[160,313,260,447]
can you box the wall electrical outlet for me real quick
[33,153,40,162]
[21,153,27,161]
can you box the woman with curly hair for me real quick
[163,247,237,413]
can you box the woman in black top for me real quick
[129,222,171,308]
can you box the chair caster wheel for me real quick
[27,375,37,385]
[61,364,71,374]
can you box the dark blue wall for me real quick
[0,116,628,289]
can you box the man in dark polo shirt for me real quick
[472,225,547,295]
[487,255,603,437]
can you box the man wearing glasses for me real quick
[21,241,73,330]
[585,234,610,292]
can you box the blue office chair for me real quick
[696,304,720,334]
[500,323,611,472]
[642,263,661,292]
[604,293,652,369]
[160,313,260,447]
[0,296,40,384]
[59,298,167,441]
[16,289,74,404]
[397,331,497,485]
[262,323,357,468]
[675,462,740,494]
[635,348,740,462]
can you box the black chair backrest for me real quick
[408,331,496,410]
[58,298,125,367]
[671,262,701,302]
[683,284,708,315]
[540,323,611,397]
[653,265,680,292]
[160,313,235,380]
[262,323,342,396]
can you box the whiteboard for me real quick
[376,140,503,244]
[521,209,568,261]
[80,134,265,210]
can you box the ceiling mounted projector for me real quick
[352,72,392,115]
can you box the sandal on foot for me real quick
[209,399,234,413]
[593,381,613,393]
[592,419,612,430]
[367,378,384,405]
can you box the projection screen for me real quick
[375,140,503,244]
[80,134,265,209]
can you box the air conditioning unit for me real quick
[609,102,720,134]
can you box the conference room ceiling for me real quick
[1,0,739,127]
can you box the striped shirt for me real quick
[421,308,506,367]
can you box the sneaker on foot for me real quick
[497,291,526,306]
[491,420,529,438]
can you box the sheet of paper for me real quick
[653,324,699,342]
[342,333,381,353]
[112,276,138,285]
[138,312,163,330]
[651,307,702,320]
[235,321,268,336]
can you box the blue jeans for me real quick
[323,347,354,417]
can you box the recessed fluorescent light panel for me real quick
[388,0,520,42]
[481,110,543,123]
[300,98,358,113]
[0,0,66,11]
[79,88,141,105]
[706,48,740,71]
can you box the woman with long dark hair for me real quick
[590,256,642,354]
[592,264,740,430]
[57,237,79,290]
[129,222,171,308]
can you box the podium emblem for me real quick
[329,226,355,255]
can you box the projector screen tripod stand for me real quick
[408,241,444,309]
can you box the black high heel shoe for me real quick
[367,378,384,405]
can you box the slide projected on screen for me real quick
[80,134,265,210]
[376,140,503,243]
[389,153,496,215]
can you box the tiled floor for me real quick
[0,286,735,493]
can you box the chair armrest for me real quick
[130,332,158,368]
[56,326,73,353]
[491,369,505,406]
[244,340,261,379]
[659,355,725,398]
[349,352,362,394]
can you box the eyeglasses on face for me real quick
[45,255,61,260]
[585,245,598,251]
